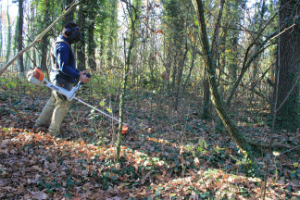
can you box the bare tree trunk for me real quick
[148,54,155,84]
[202,0,225,120]
[226,1,239,89]
[174,3,191,111]
[202,74,210,119]
[174,49,188,111]
[272,0,300,132]
[115,0,140,162]
[64,0,74,23]
[192,0,252,156]
[40,0,51,74]
[107,0,117,67]
[76,0,86,71]
[171,52,177,91]
[86,0,97,71]
[218,26,227,91]
[183,51,196,89]
[99,25,104,67]
[17,0,24,73]
[0,1,3,58]
[88,21,96,71]
[5,0,11,63]
[30,4,36,68]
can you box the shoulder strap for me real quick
[50,39,71,70]
[54,39,71,49]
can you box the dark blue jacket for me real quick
[50,35,80,83]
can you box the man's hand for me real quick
[78,70,90,84]
[79,74,90,84]
[79,70,88,75]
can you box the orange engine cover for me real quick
[33,67,45,82]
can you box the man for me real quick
[34,22,90,137]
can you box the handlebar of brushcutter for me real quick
[76,72,92,91]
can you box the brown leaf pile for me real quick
[1,128,296,199]
[0,78,299,199]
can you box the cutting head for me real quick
[122,125,129,134]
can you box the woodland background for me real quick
[0,0,300,199]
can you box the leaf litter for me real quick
[0,79,300,199]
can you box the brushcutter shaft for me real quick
[73,97,129,127]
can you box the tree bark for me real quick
[107,0,118,67]
[0,2,3,58]
[64,0,74,24]
[174,49,188,111]
[5,1,11,63]
[202,0,225,120]
[30,3,36,68]
[202,74,211,119]
[192,0,252,156]
[99,25,104,67]
[218,26,227,94]
[226,1,239,87]
[87,0,97,71]
[76,0,86,71]
[40,0,51,72]
[88,21,96,71]
[183,51,196,90]
[171,52,177,91]
[17,0,24,73]
[272,0,300,132]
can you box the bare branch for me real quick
[0,0,81,76]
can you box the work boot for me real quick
[56,134,69,139]
[32,125,47,133]
[48,129,60,137]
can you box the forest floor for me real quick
[0,75,300,200]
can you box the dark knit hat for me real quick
[64,22,78,29]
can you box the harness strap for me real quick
[50,39,71,71]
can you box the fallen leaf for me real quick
[189,191,199,200]
[32,191,47,200]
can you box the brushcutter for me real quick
[27,67,129,133]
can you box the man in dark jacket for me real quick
[35,22,90,137]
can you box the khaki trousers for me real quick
[35,77,74,136]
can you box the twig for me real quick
[279,144,300,155]
[247,140,292,149]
